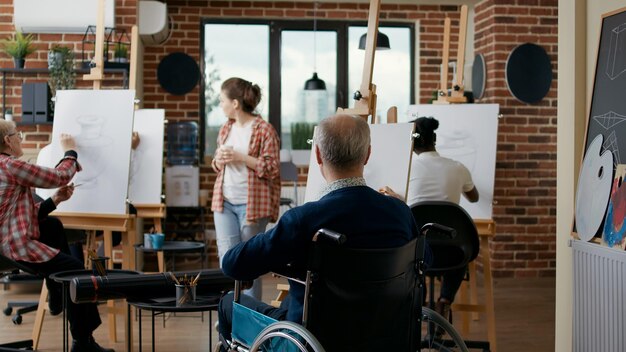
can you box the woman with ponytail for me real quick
[211,77,280,300]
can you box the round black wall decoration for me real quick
[505,43,552,104]
[157,52,200,96]
[471,53,486,100]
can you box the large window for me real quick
[201,20,414,158]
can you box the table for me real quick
[49,269,140,352]
[134,241,205,272]
[127,295,220,352]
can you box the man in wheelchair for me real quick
[218,114,432,351]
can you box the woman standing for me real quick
[211,77,281,300]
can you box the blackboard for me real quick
[576,7,626,245]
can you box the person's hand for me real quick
[131,132,140,150]
[59,134,76,152]
[52,183,75,205]
[213,147,227,169]
[379,186,403,200]
[220,146,244,164]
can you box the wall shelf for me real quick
[0,67,129,120]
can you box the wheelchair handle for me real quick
[313,228,347,244]
[420,222,457,239]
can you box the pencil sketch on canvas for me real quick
[406,104,500,220]
[38,90,136,215]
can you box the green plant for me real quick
[48,45,76,96]
[291,122,316,150]
[0,31,36,59]
[113,42,128,60]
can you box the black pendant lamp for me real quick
[304,2,326,91]
[305,72,326,90]
[358,30,391,50]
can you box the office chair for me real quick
[411,201,490,351]
[0,254,39,351]
[279,161,299,209]
[221,227,468,352]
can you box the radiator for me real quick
[572,239,626,352]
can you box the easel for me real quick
[31,1,137,350]
[434,5,469,104]
[336,0,397,124]
[128,23,167,273]
[454,219,498,352]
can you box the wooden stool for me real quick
[31,282,49,350]
[451,220,497,352]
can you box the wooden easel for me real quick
[435,5,469,104]
[35,1,137,348]
[336,0,397,124]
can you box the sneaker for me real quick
[71,336,115,352]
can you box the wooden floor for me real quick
[0,274,555,351]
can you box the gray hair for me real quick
[0,119,16,150]
[315,114,370,171]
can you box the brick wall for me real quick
[0,0,135,152]
[0,0,558,277]
[475,0,558,278]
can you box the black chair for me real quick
[279,161,299,209]
[0,254,39,351]
[410,200,489,351]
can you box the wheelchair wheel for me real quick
[420,307,469,352]
[249,321,325,352]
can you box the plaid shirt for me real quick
[211,117,281,222]
[0,152,79,263]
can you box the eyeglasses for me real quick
[7,131,23,140]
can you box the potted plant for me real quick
[0,31,36,69]
[113,42,128,63]
[48,45,76,96]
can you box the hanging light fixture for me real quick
[358,30,391,50]
[304,2,326,90]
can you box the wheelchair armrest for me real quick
[420,222,457,239]
[312,228,346,245]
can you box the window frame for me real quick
[199,18,415,158]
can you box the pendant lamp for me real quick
[358,30,391,50]
[304,2,326,91]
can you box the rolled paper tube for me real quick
[70,269,234,304]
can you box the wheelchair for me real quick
[219,226,469,352]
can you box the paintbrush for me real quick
[191,272,201,286]
[169,272,180,285]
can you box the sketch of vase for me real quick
[73,115,112,188]
[437,129,477,172]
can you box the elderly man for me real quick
[217,114,424,343]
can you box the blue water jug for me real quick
[167,122,198,165]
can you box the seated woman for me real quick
[0,120,114,352]
[380,116,479,322]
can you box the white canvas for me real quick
[406,104,500,219]
[38,90,136,215]
[128,109,165,204]
[304,123,414,203]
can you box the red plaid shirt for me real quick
[0,153,79,263]
[211,117,281,222]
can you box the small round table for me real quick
[134,241,206,272]
[127,295,220,352]
[49,269,140,352]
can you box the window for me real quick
[202,23,269,155]
[201,20,414,158]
